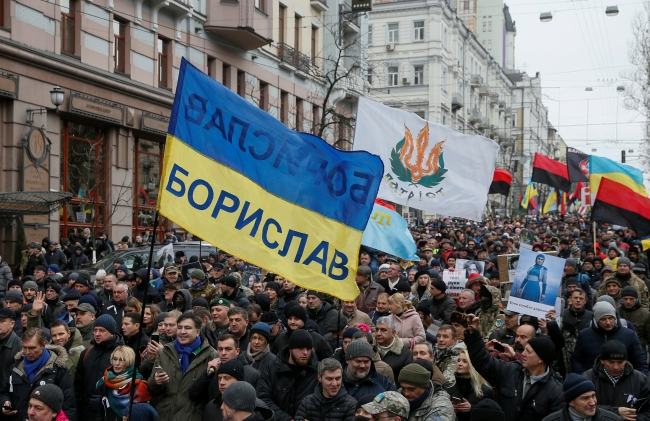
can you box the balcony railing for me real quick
[451,93,463,112]
[297,52,311,73]
[470,75,483,87]
[310,0,328,11]
[278,43,295,67]
[470,109,482,123]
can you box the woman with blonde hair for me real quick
[124,296,142,315]
[411,270,432,308]
[388,293,425,348]
[444,348,494,421]
[96,345,151,421]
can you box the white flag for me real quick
[353,97,499,221]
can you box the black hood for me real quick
[172,289,192,312]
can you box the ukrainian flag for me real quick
[521,178,538,208]
[590,155,646,199]
[542,188,558,214]
[158,59,383,301]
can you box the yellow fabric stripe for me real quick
[590,173,647,198]
[158,136,363,301]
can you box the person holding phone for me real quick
[443,349,494,421]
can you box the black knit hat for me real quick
[565,277,580,288]
[192,297,209,309]
[221,276,238,289]
[222,382,256,413]
[395,281,411,292]
[563,373,596,403]
[285,303,307,324]
[216,358,245,381]
[431,278,447,293]
[264,281,280,294]
[30,384,64,414]
[470,399,505,421]
[416,302,431,317]
[527,336,555,367]
[288,329,313,349]
[356,395,376,411]
[306,290,325,301]
[414,270,431,283]
[621,285,638,299]
[601,340,627,361]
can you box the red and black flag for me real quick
[592,178,650,238]
[489,169,512,196]
[566,147,589,182]
[532,152,571,192]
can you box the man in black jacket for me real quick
[489,310,519,344]
[456,289,480,315]
[295,358,356,421]
[306,290,339,334]
[542,373,621,421]
[45,242,67,271]
[270,304,332,361]
[0,309,22,390]
[427,278,457,324]
[74,314,124,421]
[257,330,319,421]
[375,316,413,383]
[24,243,47,277]
[584,340,650,421]
[465,313,564,421]
[0,328,76,421]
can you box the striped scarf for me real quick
[96,366,152,417]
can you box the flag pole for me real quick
[127,210,159,419]
[592,221,597,256]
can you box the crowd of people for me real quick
[1,214,650,421]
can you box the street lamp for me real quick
[50,84,65,112]
[606,6,619,16]
[540,12,553,22]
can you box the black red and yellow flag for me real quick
[591,178,650,238]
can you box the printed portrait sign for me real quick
[443,269,466,298]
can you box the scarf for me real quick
[247,343,271,362]
[96,366,152,417]
[568,406,591,421]
[174,336,202,375]
[409,387,431,411]
[191,279,207,290]
[604,367,624,385]
[24,348,51,383]
[377,337,400,357]
[416,284,427,299]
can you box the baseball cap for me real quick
[72,303,96,314]
[362,392,409,419]
[0,308,15,319]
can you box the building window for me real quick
[413,21,424,41]
[312,105,320,135]
[388,66,398,86]
[414,65,423,85]
[134,139,169,239]
[388,23,399,43]
[488,20,492,31]
[415,111,425,119]
[487,39,492,50]
[237,70,245,97]
[311,26,318,65]
[280,91,288,124]
[59,122,106,239]
[442,25,448,50]
[368,25,373,45]
[254,0,266,13]
[113,18,126,73]
[0,0,5,27]
[279,6,286,44]
[158,37,169,88]
[367,68,373,86]
[441,66,447,93]
[295,15,301,54]
[259,82,268,110]
[296,98,304,131]
[482,21,486,32]
[222,64,230,87]
[61,0,75,54]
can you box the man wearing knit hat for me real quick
[598,257,649,310]
[221,382,263,421]
[572,301,648,376]
[562,258,593,310]
[306,290,340,334]
[542,373,621,421]
[270,303,333,361]
[258,329,319,421]
[296,358,357,421]
[464,313,564,421]
[584,340,650,421]
[476,284,504,341]
[619,285,650,353]
[341,339,395,399]
[220,276,251,309]
[188,268,217,302]
[397,363,454,421]
[74,314,125,420]
[426,277,456,324]
[26,384,66,421]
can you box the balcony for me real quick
[278,43,295,68]
[479,117,490,129]
[469,109,482,123]
[499,100,506,110]
[205,0,273,50]
[311,0,329,12]
[297,52,311,74]
[336,67,368,97]
[341,3,360,34]
[490,93,499,105]
[451,93,463,112]
[470,75,483,88]
[479,83,490,97]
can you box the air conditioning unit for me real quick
[402,78,410,85]
[386,44,395,51]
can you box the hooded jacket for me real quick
[341,361,396,400]
[257,346,320,421]
[584,359,650,421]
[392,308,426,349]
[476,285,505,341]
[0,344,77,421]
[295,383,357,421]
[618,299,650,353]
[571,313,648,376]
[172,289,192,312]
[69,247,89,270]
[147,337,218,421]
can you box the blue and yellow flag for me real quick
[361,202,419,261]
[542,188,558,214]
[521,178,538,208]
[158,59,383,301]
[590,155,646,198]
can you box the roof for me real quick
[506,72,524,83]
[504,4,516,32]
[0,191,72,216]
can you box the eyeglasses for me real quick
[111,357,125,363]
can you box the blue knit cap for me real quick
[78,295,98,312]
[128,403,159,421]
[94,314,117,335]
[563,373,596,403]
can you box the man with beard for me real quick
[220,276,250,309]
[257,330,319,421]
[202,298,232,349]
[456,290,480,315]
[270,304,332,361]
[72,301,96,348]
[355,265,385,314]
[296,358,357,421]
[487,323,535,363]
[341,339,395,399]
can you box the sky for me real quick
[505,0,649,186]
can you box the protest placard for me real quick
[457,259,484,278]
[443,269,466,298]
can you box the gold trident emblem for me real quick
[372,211,391,226]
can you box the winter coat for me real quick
[147,337,218,421]
[295,384,356,421]
[24,252,47,277]
[64,328,85,380]
[222,288,251,309]
[444,374,495,421]
[0,260,13,290]
[457,300,481,315]
[476,285,505,341]
[618,300,650,352]
[188,282,218,303]
[584,360,650,421]
[571,316,649,376]
[465,329,565,421]
[379,337,414,384]
[392,308,426,349]
[100,300,125,329]
[436,341,466,386]
[562,306,594,332]
[187,354,260,404]
[0,345,77,421]
[401,381,456,421]
[428,294,457,323]
[203,397,274,421]
[561,273,593,309]
[77,322,95,348]
[248,349,277,374]
[355,282,385,314]
[372,352,396,384]
[0,331,22,388]
[131,282,162,305]
[97,288,113,308]
[46,248,68,271]
[257,346,320,421]
[74,334,125,419]
[599,272,650,309]
[270,328,333,362]
[341,362,396,400]
[308,302,340,334]
[344,309,375,333]
[69,250,89,270]
[202,321,230,349]
[369,310,391,325]
[542,406,622,421]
